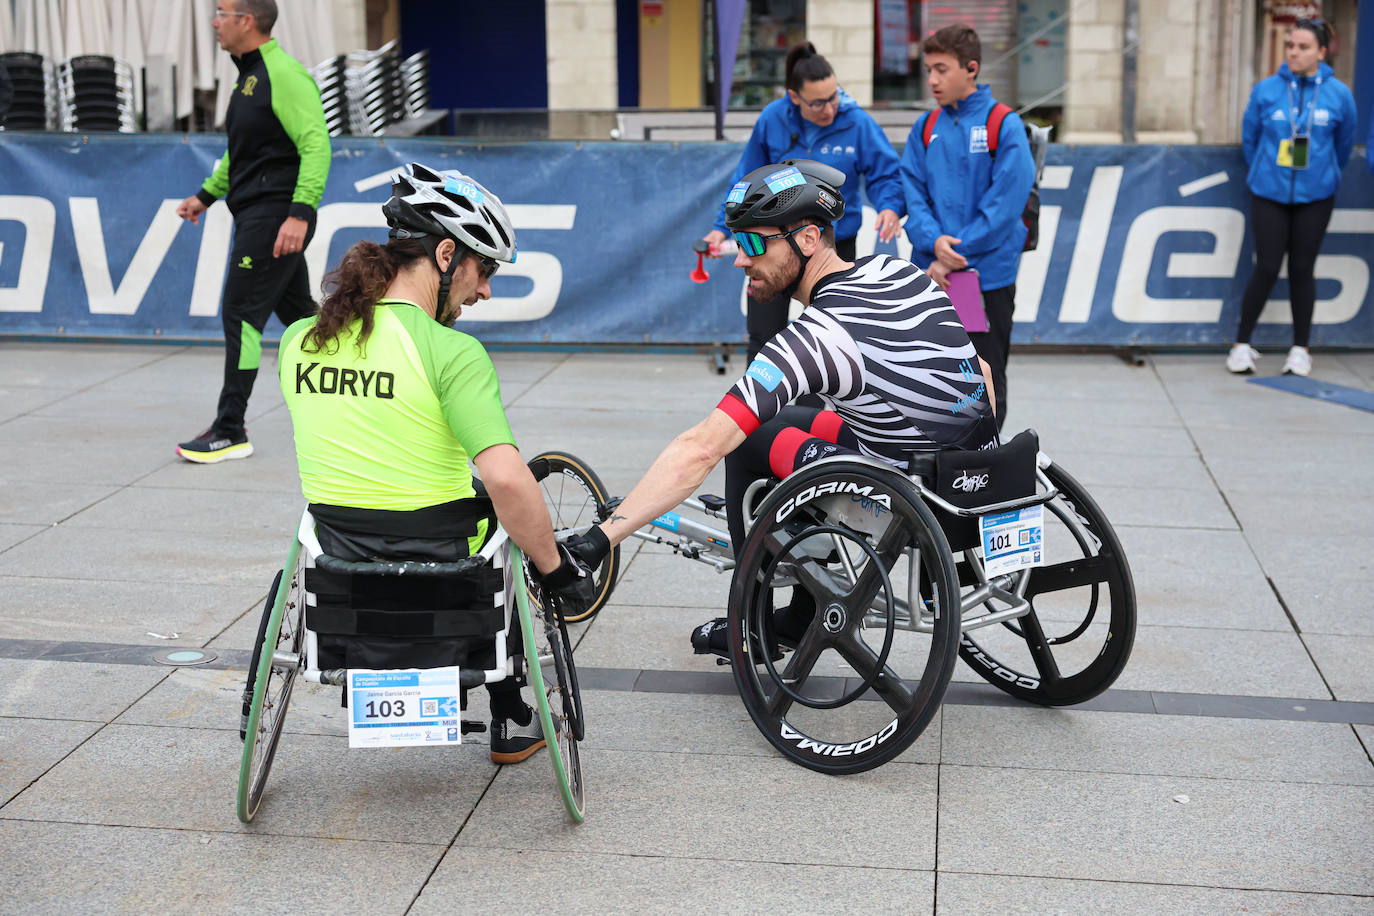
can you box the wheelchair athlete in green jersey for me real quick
[238,163,596,822]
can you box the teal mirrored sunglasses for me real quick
[731,225,806,257]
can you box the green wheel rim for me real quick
[512,545,585,822]
[236,536,301,822]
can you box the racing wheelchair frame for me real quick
[237,455,596,823]
[560,430,1136,775]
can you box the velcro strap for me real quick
[306,604,501,638]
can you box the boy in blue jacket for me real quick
[900,24,1034,428]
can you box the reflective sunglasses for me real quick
[476,256,499,280]
[731,225,807,257]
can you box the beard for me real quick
[747,245,803,303]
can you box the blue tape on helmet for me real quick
[764,167,804,193]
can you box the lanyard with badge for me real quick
[1278,75,1321,170]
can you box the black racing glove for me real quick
[535,542,597,619]
[562,526,611,570]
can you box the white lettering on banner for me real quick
[304,203,576,323]
[1059,166,1123,322]
[189,202,233,317]
[71,197,183,315]
[1112,206,1245,323]
[0,196,56,313]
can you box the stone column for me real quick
[1135,0,1202,143]
[1062,0,1125,143]
[546,0,619,110]
[807,0,874,106]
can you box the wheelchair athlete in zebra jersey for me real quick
[564,158,999,657]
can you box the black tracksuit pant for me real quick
[212,203,317,436]
[1235,193,1335,348]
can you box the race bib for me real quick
[347,667,463,749]
[979,506,1044,578]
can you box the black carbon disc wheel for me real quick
[728,460,961,775]
[530,451,620,622]
[957,460,1136,705]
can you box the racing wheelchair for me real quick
[237,453,605,823]
[563,430,1136,775]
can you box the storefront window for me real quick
[705,0,807,108]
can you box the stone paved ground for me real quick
[1,342,1371,914]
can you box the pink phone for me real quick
[945,269,988,333]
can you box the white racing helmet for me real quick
[383,162,517,264]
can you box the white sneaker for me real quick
[1282,346,1312,377]
[1226,343,1259,374]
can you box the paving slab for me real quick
[0,342,173,387]
[1036,451,1216,491]
[573,603,724,672]
[114,666,347,739]
[464,747,937,868]
[0,576,265,645]
[417,846,935,914]
[1245,530,1374,636]
[935,872,1374,915]
[0,525,42,552]
[938,765,1374,893]
[1,722,496,844]
[0,658,168,721]
[0,819,444,915]
[1086,482,1237,530]
[1303,634,1374,703]
[0,483,123,527]
[61,484,302,537]
[1356,724,1373,759]
[1015,395,1182,429]
[607,549,734,611]
[1115,526,1290,630]
[0,415,177,486]
[1227,487,1374,538]
[0,717,103,806]
[940,705,1374,785]
[0,525,283,588]
[0,385,70,423]
[1087,625,1330,699]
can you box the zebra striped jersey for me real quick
[717,254,998,465]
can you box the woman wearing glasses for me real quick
[1226,18,1357,377]
[701,42,905,361]
[278,163,587,763]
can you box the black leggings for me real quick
[1236,194,1335,347]
[746,237,858,361]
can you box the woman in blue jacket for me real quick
[1227,18,1357,377]
[702,43,905,360]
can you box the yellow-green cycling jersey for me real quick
[279,299,516,521]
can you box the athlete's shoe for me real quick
[1282,346,1312,377]
[176,428,253,463]
[1225,343,1259,374]
[489,709,544,764]
[690,607,809,662]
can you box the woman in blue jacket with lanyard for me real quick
[1227,18,1356,377]
[701,43,906,360]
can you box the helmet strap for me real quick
[421,236,463,324]
[784,228,811,293]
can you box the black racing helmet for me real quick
[723,159,845,231]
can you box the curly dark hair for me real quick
[301,237,431,354]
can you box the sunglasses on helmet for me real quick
[731,225,807,257]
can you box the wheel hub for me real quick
[822,602,847,633]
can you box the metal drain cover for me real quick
[153,649,218,666]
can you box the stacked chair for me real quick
[311,55,349,137]
[57,55,137,133]
[1,51,57,130]
[307,41,432,138]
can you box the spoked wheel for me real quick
[512,545,586,822]
[956,460,1136,705]
[530,451,620,622]
[729,460,961,774]
[237,538,304,822]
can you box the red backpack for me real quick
[921,103,1041,251]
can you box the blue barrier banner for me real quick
[0,133,1370,346]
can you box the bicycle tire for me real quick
[513,545,586,822]
[729,460,961,775]
[957,460,1136,705]
[529,450,620,622]
[239,569,282,742]
[236,537,303,823]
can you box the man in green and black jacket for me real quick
[175,0,330,463]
